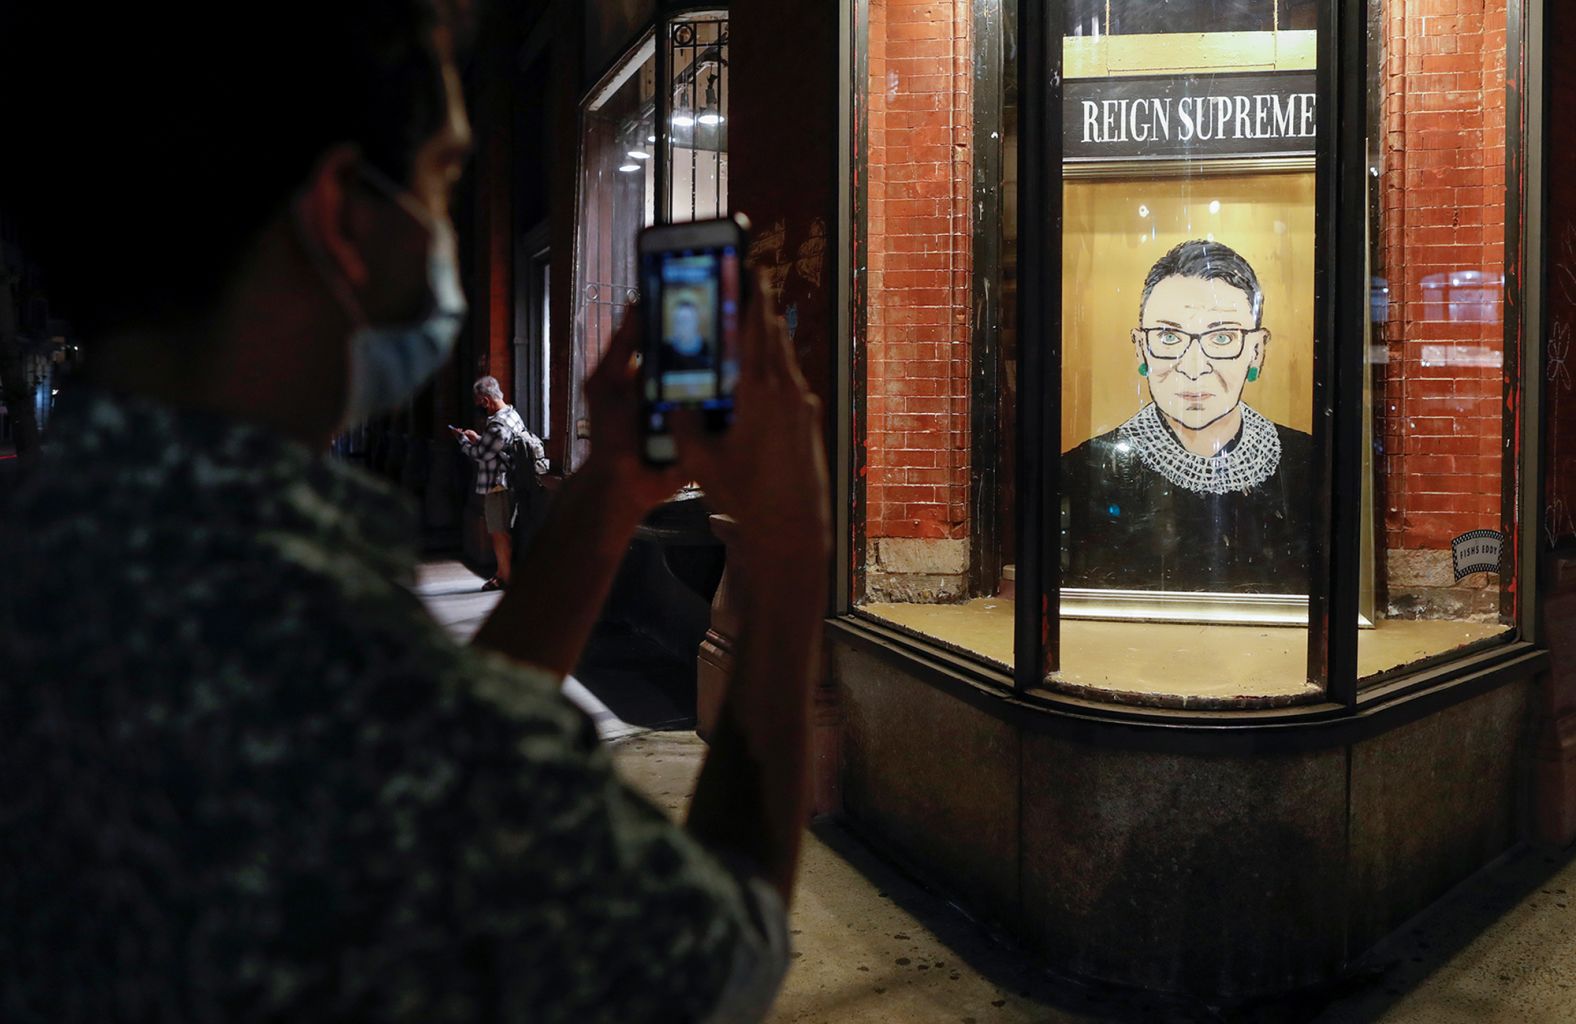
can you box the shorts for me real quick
[483,489,514,534]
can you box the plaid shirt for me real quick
[0,389,789,1024]
[459,404,546,494]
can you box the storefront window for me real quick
[853,0,1017,669]
[573,38,656,466]
[848,0,1525,705]
[1359,0,1515,680]
[667,13,729,224]
[570,12,730,468]
[1055,1,1321,704]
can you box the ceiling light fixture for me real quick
[697,72,724,127]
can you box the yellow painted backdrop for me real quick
[1060,171,1317,452]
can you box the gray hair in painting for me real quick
[473,376,504,401]
[1139,239,1265,325]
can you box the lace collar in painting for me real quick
[1116,402,1281,495]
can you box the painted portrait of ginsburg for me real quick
[1063,239,1313,593]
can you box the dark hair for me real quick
[1139,239,1264,325]
[0,1,471,338]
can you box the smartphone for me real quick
[637,213,750,464]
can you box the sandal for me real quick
[480,577,507,592]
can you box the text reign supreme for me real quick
[1079,91,1317,146]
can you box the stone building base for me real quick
[863,537,969,603]
[1387,548,1502,621]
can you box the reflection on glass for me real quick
[572,40,657,468]
[541,261,551,436]
[1358,0,1515,680]
[851,0,1016,669]
[667,14,729,225]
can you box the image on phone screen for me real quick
[642,243,741,435]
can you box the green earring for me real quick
[1246,366,1260,382]
[1138,363,1149,378]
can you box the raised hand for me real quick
[582,308,688,515]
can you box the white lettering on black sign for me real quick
[1065,71,1318,162]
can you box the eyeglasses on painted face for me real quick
[1141,327,1257,362]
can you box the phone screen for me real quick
[641,242,741,434]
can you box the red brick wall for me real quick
[1379,0,1508,553]
[865,0,973,543]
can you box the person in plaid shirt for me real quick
[453,374,546,591]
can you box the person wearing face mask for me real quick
[0,5,830,1023]
[454,374,544,591]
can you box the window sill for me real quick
[827,610,1548,751]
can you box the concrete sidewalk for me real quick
[613,730,1576,1024]
[414,560,647,740]
[418,560,1576,1023]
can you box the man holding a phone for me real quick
[453,374,545,591]
[0,4,830,1021]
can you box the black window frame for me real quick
[568,3,731,472]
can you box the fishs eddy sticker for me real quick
[1451,529,1505,582]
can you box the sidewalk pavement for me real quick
[418,559,1576,1023]
[414,560,644,740]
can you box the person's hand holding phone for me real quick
[582,308,688,516]
[676,269,830,905]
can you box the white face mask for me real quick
[298,163,468,427]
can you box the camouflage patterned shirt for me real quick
[0,388,787,1024]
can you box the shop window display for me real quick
[855,0,1015,667]
[1359,0,1514,680]
[852,0,1522,704]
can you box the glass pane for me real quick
[572,41,657,469]
[541,261,552,438]
[1055,1,1323,705]
[852,0,1017,670]
[1359,0,1516,680]
[667,14,729,224]
[1065,0,1315,36]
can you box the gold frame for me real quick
[1062,155,1315,180]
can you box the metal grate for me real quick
[667,16,729,224]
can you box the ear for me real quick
[1250,328,1270,372]
[1131,327,1147,364]
[298,144,370,289]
